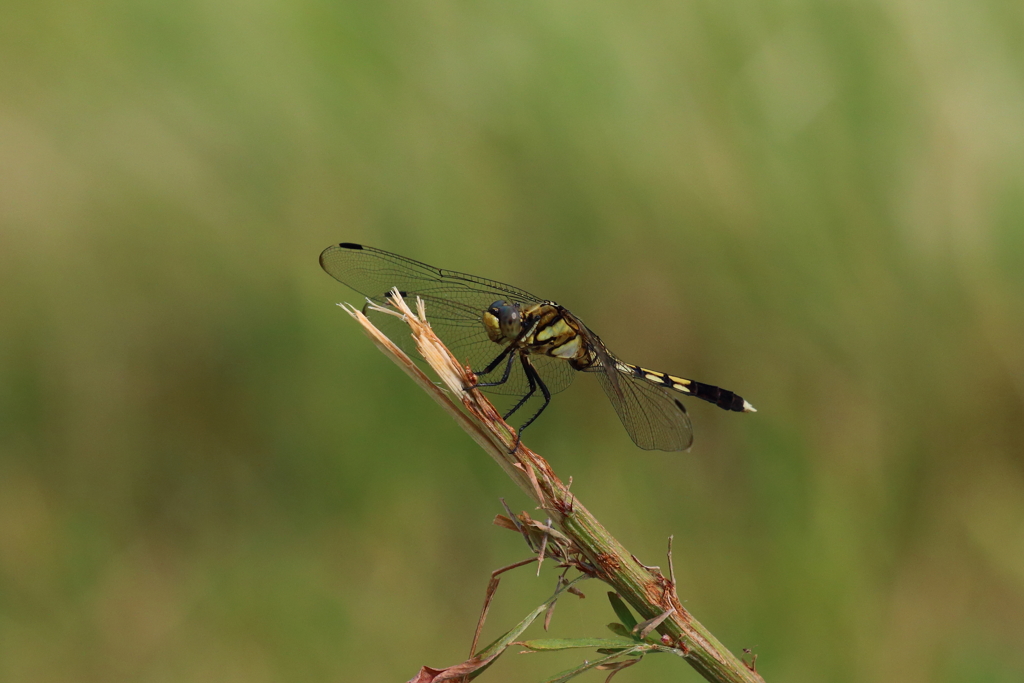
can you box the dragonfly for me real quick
[320,242,754,451]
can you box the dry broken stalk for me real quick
[340,291,765,683]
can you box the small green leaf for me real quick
[606,592,638,630]
[606,623,635,639]
[518,637,636,651]
[451,574,590,681]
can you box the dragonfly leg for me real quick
[473,340,517,382]
[474,347,517,388]
[502,353,538,421]
[508,356,552,451]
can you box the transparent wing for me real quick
[593,366,694,451]
[320,243,545,309]
[320,243,574,398]
[555,311,693,451]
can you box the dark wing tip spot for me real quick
[319,243,363,272]
[673,398,688,414]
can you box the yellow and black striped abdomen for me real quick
[618,363,756,413]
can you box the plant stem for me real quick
[341,294,764,683]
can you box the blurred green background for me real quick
[2,1,1024,681]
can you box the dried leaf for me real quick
[634,608,675,640]
[599,656,642,682]
[492,515,519,531]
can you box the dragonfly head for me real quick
[483,300,522,343]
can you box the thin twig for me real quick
[469,558,538,657]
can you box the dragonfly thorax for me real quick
[483,300,523,343]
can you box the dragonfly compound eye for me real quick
[485,300,522,341]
